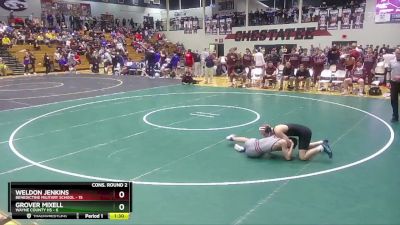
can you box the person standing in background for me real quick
[312,49,326,85]
[29,51,36,75]
[23,52,31,75]
[254,49,265,76]
[43,53,51,74]
[242,48,253,79]
[382,50,396,84]
[0,57,7,76]
[201,48,209,77]
[388,48,400,122]
[226,48,239,84]
[204,52,216,84]
[363,48,377,85]
[193,50,202,77]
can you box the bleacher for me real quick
[8,44,91,73]
[6,34,146,74]
[1,28,188,76]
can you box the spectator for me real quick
[29,51,36,75]
[2,35,11,48]
[295,64,312,91]
[232,60,247,88]
[23,52,31,75]
[242,48,253,77]
[145,48,157,77]
[184,49,194,74]
[160,50,167,66]
[103,50,112,74]
[67,51,77,74]
[288,48,300,69]
[170,52,180,77]
[227,48,239,83]
[343,60,366,95]
[193,50,201,77]
[388,48,400,122]
[265,48,281,67]
[350,43,362,62]
[379,44,388,54]
[254,49,265,76]
[90,50,100,73]
[280,61,295,90]
[43,53,51,74]
[58,55,68,72]
[363,48,377,85]
[54,50,62,71]
[262,61,277,88]
[327,46,340,65]
[112,52,123,75]
[300,49,313,69]
[204,52,216,84]
[0,57,7,76]
[47,14,54,28]
[312,49,327,84]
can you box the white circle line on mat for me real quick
[0,82,64,91]
[143,105,260,131]
[0,77,123,100]
[8,91,394,186]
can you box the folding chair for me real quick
[374,61,386,84]
[251,67,263,87]
[318,69,333,91]
[331,70,346,92]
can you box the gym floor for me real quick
[0,74,399,225]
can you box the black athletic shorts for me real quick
[285,124,312,150]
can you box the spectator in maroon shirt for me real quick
[227,48,239,83]
[300,49,313,69]
[363,48,377,84]
[289,48,300,69]
[349,43,361,62]
[262,61,277,88]
[342,60,366,95]
[242,48,253,67]
[242,48,253,78]
[312,49,327,84]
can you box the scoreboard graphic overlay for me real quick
[375,0,400,23]
[8,182,132,220]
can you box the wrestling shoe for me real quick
[322,140,333,159]
[234,144,245,152]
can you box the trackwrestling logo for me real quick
[0,0,28,11]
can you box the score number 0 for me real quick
[118,191,126,211]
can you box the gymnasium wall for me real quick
[167,7,213,20]
[163,0,400,53]
[0,0,164,22]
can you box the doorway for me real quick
[209,44,224,57]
